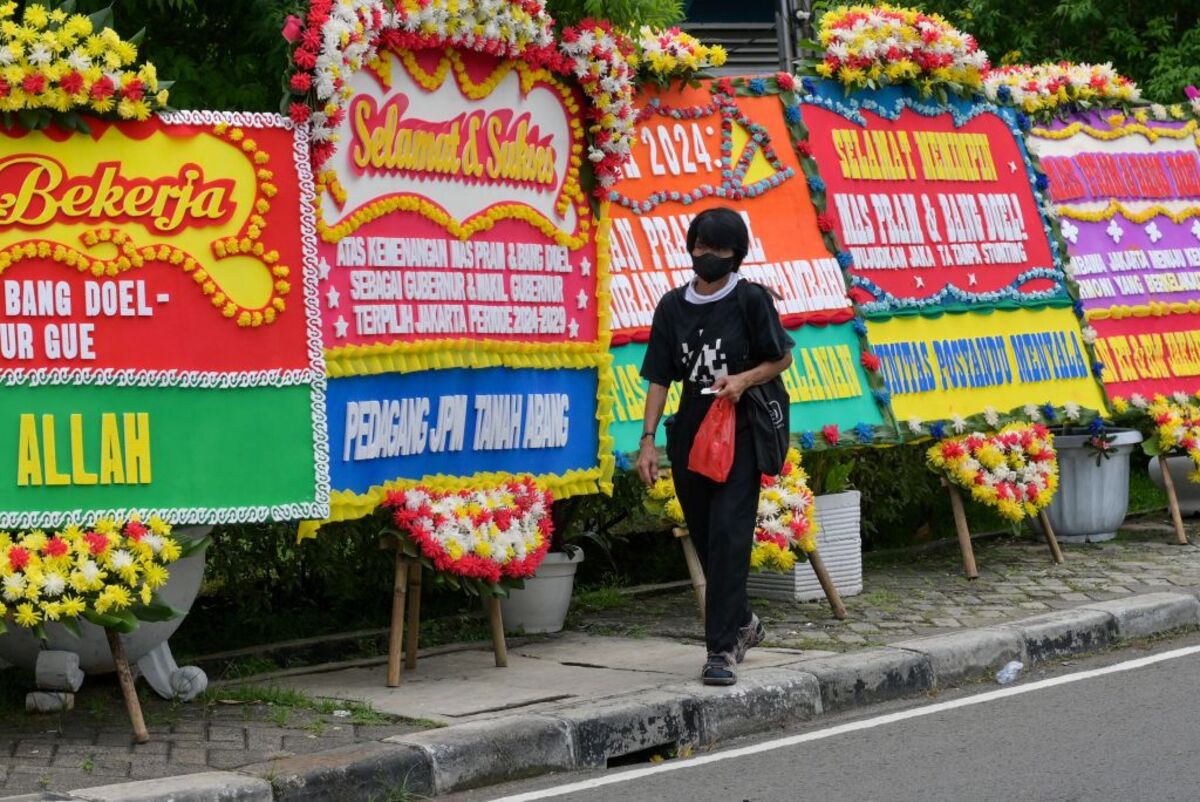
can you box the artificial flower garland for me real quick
[383,477,552,585]
[812,3,988,95]
[927,423,1059,522]
[0,2,168,125]
[983,62,1141,119]
[282,0,635,189]
[0,517,190,635]
[632,26,726,86]
[645,449,818,573]
[1146,396,1200,482]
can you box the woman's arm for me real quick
[635,382,669,485]
[712,352,793,404]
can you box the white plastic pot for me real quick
[1149,455,1200,515]
[1045,429,1143,543]
[747,490,863,602]
[499,548,584,634]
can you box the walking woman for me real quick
[635,207,794,686]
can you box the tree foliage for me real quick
[544,0,683,31]
[906,0,1200,102]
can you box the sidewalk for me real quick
[1,513,1198,800]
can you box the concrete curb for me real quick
[8,591,1199,801]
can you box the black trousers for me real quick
[672,421,758,655]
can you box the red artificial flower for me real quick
[91,75,115,100]
[42,537,69,558]
[290,72,312,93]
[293,47,318,70]
[816,213,835,233]
[716,77,734,96]
[83,532,110,556]
[122,78,145,101]
[282,14,304,43]
[860,352,881,371]
[289,102,311,123]
[59,71,85,95]
[22,74,45,94]
[795,140,813,158]
[0,79,9,98]
[776,72,796,91]
[7,546,29,571]
[124,520,148,541]
[822,424,840,446]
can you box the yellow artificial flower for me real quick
[14,602,39,627]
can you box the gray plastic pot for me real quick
[1044,429,1142,543]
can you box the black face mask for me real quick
[692,253,736,283]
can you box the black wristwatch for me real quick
[640,431,655,441]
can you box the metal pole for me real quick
[775,0,796,71]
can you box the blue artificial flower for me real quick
[1088,417,1107,435]
[802,77,816,94]
[1073,300,1086,318]
[1016,112,1031,131]
[852,317,868,336]
[873,388,891,406]
[1042,403,1057,422]
[807,175,825,193]
[784,104,802,124]
[800,431,816,450]
[929,421,946,440]
[836,250,854,269]
[613,450,632,472]
[996,85,1012,103]
[854,422,874,443]
[1093,361,1106,379]
[1035,173,1050,192]
[748,78,767,95]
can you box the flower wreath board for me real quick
[290,4,615,532]
[1025,109,1200,403]
[0,113,328,526]
[606,76,895,454]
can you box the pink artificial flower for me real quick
[282,14,303,43]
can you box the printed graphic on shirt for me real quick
[682,334,730,386]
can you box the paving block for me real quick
[70,771,271,802]
[1002,608,1117,663]
[242,741,433,802]
[1081,592,1200,640]
[386,715,572,794]
[539,690,699,768]
[891,628,1027,687]
[786,648,934,713]
[661,667,822,745]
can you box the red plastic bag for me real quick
[688,397,736,482]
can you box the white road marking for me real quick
[488,643,1200,801]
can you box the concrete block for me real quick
[540,690,699,768]
[892,628,1027,687]
[35,651,84,692]
[663,667,822,745]
[241,741,433,802]
[1002,608,1117,663]
[387,715,573,794]
[787,648,933,712]
[26,692,73,713]
[1081,592,1200,640]
[71,771,271,802]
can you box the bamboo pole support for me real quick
[673,527,706,624]
[943,480,979,579]
[386,551,409,687]
[1037,510,1066,564]
[1159,460,1190,545]
[105,629,148,744]
[486,597,508,667]
[404,561,422,670]
[807,547,847,619]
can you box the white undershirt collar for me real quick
[684,272,739,305]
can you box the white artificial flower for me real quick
[1064,401,1081,421]
[983,406,1000,428]
[1081,327,1097,345]
[66,48,91,70]
[42,572,65,598]
[143,534,164,554]
[110,550,134,571]
[1131,394,1148,409]
[81,560,101,584]
[906,417,923,434]
[2,575,25,601]
[1174,392,1190,405]
[27,44,52,65]
[1024,403,1041,421]
[951,414,967,434]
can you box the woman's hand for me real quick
[636,439,660,486]
[713,373,750,404]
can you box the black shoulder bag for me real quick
[736,282,791,476]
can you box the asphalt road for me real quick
[451,633,1200,802]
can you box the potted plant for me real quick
[748,450,863,602]
[1043,420,1143,542]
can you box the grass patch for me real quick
[1128,470,1168,513]
[571,585,632,615]
[202,685,429,728]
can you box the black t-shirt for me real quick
[640,279,794,465]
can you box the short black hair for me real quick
[686,207,749,269]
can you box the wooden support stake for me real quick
[944,481,979,580]
[486,597,508,668]
[673,527,706,624]
[404,561,422,671]
[1037,510,1066,564]
[807,547,847,620]
[105,629,148,744]
[1159,460,1190,545]
[386,551,408,687]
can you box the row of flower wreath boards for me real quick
[7,0,1200,648]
